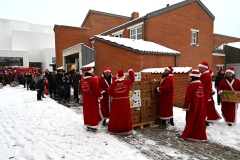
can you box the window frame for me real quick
[190,29,199,46]
[112,29,124,38]
[127,22,143,40]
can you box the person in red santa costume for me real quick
[198,62,212,126]
[81,67,105,131]
[98,67,116,126]
[217,67,240,126]
[206,70,222,123]
[108,69,135,135]
[181,70,207,141]
[154,66,174,129]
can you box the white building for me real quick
[0,18,55,71]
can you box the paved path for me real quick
[63,101,240,160]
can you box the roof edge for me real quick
[146,0,215,20]
[81,10,132,27]
[214,33,240,40]
[94,36,180,55]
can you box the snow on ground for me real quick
[0,85,148,160]
[0,82,240,159]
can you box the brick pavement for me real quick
[62,101,240,160]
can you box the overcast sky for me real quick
[0,0,240,37]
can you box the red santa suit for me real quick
[181,79,207,141]
[157,73,174,119]
[98,67,116,119]
[108,69,135,135]
[81,68,104,129]
[199,70,212,107]
[206,70,221,122]
[218,77,240,124]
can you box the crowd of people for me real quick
[1,62,240,141]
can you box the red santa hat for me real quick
[117,70,124,78]
[226,67,234,74]
[104,67,112,73]
[165,66,173,73]
[198,62,209,69]
[189,70,200,77]
[85,67,94,73]
[219,68,224,72]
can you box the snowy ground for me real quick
[0,83,240,159]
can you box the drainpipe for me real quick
[143,15,146,40]
[174,55,177,67]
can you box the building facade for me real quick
[0,18,55,71]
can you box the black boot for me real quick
[206,121,209,126]
[102,119,107,126]
[228,123,232,126]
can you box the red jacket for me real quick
[108,70,135,134]
[98,74,116,119]
[81,76,103,128]
[157,74,174,119]
[217,78,240,124]
[181,80,207,141]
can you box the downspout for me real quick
[174,55,177,67]
[143,15,146,40]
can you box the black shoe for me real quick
[50,95,52,98]
[87,127,97,132]
[63,100,66,103]
[102,120,107,126]
[169,121,174,126]
[42,96,46,98]
[218,103,220,105]
[228,123,232,126]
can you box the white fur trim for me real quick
[157,87,160,92]
[198,64,208,69]
[225,69,234,74]
[165,67,170,71]
[104,70,111,73]
[87,68,94,73]
[189,73,200,77]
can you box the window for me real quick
[52,57,56,63]
[190,29,199,46]
[217,64,224,71]
[112,29,124,38]
[0,57,23,66]
[114,33,123,38]
[127,22,143,40]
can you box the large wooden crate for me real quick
[221,90,240,103]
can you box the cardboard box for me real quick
[141,106,152,115]
[130,107,141,116]
[130,98,141,108]
[131,115,140,125]
[150,97,159,105]
[141,90,152,98]
[141,81,152,90]
[129,90,141,100]
[141,114,153,123]
[125,72,141,81]
[141,97,151,106]
[130,81,141,90]
[141,72,151,81]
[151,89,160,98]
[221,90,240,103]
[151,80,160,89]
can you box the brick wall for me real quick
[212,55,225,76]
[94,39,175,77]
[54,25,91,68]
[145,2,214,69]
[213,34,240,50]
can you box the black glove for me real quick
[102,92,106,97]
[154,88,158,93]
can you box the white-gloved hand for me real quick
[218,90,223,95]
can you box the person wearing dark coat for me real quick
[63,74,72,103]
[214,68,225,105]
[72,70,82,103]
[48,72,57,98]
[34,73,45,101]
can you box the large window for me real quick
[190,29,199,46]
[52,57,56,63]
[127,22,143,40]
[0,57,23,66]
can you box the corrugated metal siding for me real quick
[226,63,240,79]
[81,45,94,66]
[224,45,240,63]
